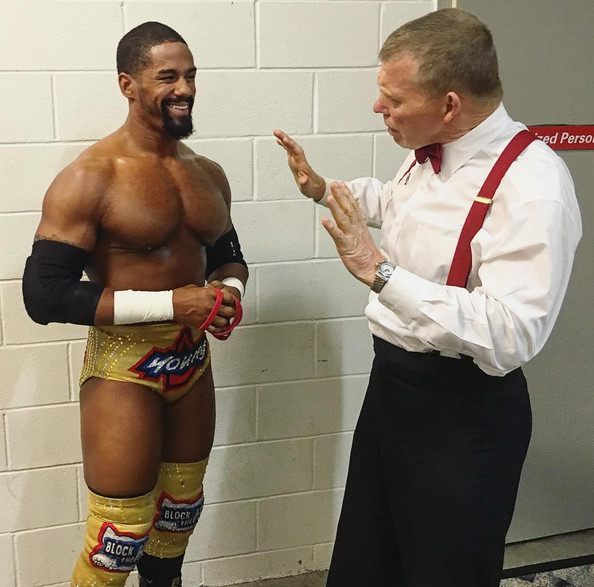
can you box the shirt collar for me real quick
[439,103,512,181]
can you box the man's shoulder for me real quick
[63,139,118,184]
[499,136,577,209]
[47,140,118,206]
[178,143,230,194]
[178,142,223,173]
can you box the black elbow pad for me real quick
[205,226,247,277]
[22,240,103,325]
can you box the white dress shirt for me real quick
[322,104,582,376]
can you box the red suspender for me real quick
[446,130,537,287]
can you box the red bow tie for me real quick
[415,143,443,174]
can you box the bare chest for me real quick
[101,159,228,250]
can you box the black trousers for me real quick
[327,337,532,587]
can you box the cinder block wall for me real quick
[0,1,434,585]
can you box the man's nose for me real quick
[373,96,388,114]
[174,78,192,96]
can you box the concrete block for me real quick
[0,466,79,533]
[315,317,374,377]
[0,533,15,587]
[209,322,315,387]
[213,386,257,447]
[315,205,339,259]
[313,542,334,571]
[204,438,313,502]
[6,404,81,470]
[258,260,369,322]
[313,432,354,490]
[231,201,315,263]
[255,134,373,201]
[374,132,409,182]
[260,2,379,67]
[381,2,434,42]
[203,546,314,586]
[0,418,6,472]
[237,269,258,326]
[194,71,313,137]
[185,500,257,562]
[0,213,39,280]
[0,343,70,409]
[76,465,87,521]
[0,1,122,70]
[2,282,88,345]
[14,522,84,587]
[54,73,127,141]
[317,69,385,133]
[258,489,343,549]
[0,75,53,143]
[257,376,367,440]
[69,341,88,400]
[0,143,88,213]
[125,2,255,68]
[184,138,253,201]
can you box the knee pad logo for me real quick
[89,523,149,572]
[153,490,205,533]
[129,328,208,391]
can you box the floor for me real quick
[227,572,327,587]
[224,529,594,587]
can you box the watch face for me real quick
[377,262,394,278]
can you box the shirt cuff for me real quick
[377,265,442,322]
[315,178,339,206]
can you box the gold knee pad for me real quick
[72,490,155,587]
[144,460,208,559]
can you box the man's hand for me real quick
[322,182,385,286]
[273,129,326,200]
[208,279,241,301]
[172,284,236,333]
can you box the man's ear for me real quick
[443,92,462,122]
[118,72,135,99]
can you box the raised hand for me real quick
[273,129,326,200]
[322,182,385,286]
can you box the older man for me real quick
[275,8,581,587]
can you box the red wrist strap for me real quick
[198,288,224,330]
[212,294,243,340]
[198,288,243,340]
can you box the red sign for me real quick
[528,125,594,150]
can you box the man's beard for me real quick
[161,97,194,139]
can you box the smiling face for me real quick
[373,56,448,150]
[133,42,197,139]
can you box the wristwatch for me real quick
[371,261,396,293]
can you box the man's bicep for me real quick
[35,163,104,251]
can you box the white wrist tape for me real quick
[113,290,174,325]
[221,277,245,298]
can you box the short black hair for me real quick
[117,21,187,76]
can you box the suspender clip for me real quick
[474,196,493,205]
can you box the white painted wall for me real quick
[0,1,434,585]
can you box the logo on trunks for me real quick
[153,490,205,533]
[89,523,149,572]
[130,327,207,392]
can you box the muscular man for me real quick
[22,22,248,587]
[275,9,581,587]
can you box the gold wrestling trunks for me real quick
[79,323,210,403]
